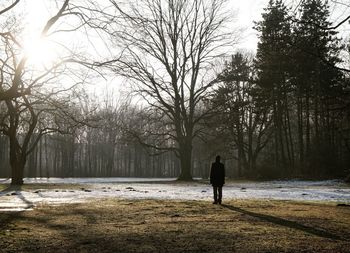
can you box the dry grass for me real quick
[0,198,349,252]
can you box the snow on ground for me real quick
[0,178,349,211]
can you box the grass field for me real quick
[0,198,349,252]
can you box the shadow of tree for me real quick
[0,184,21,193]
[221,204,341,240]
[0,185,34,210]
[0,184,12,194]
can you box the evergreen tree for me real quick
[293,0,344,175]
[211,52,272,178]
[254,0,295,174]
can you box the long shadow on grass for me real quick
[221,204,341,240]
[0,185,34,210]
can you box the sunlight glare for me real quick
[23,37,58,68]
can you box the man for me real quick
[210,155,225,204]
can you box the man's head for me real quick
[215,155,221,162]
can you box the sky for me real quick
[231,0,350,51]
[230,0,270,51]
[15,0,275,98]
[21,0,271,52]
[5,0,350,98]
[20,0,350,54]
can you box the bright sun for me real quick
[23,37,58,68]
[21,0,59,68]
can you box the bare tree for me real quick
[0,89,86,185]
[0,0,101,185]
[0,0,20,16]
[102,0,234,180]
[0,0,27,101]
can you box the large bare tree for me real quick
[0,0,101,185]
[103,0,234,180]
[0,0,25,101]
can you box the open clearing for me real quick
[0,198,350,252]
[0,179,350,252]
[0,178,349,211]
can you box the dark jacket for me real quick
[210,162,225,187]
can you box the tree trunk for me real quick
[297,95,304,173]
[306,94,310,167]
[11,160,25,185]
[178,140,193,181]
[10,144,25,185]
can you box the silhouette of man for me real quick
[210,155,225,204]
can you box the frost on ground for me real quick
[0,178,349,211]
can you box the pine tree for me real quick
[293,0,344,175]
[254,0,294,174]
[211,52,272,178]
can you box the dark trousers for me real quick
[213,186,222,203]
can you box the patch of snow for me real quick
[0,177,177,184]
[0,178,349,212]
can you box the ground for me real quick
[0,198,350,253]
[0,179,349,252]
[1,179,349,210]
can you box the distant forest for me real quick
[0,0,349,184]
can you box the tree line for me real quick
[209,0,350,179]
[0,99,227,179]
[0,0,349,185]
